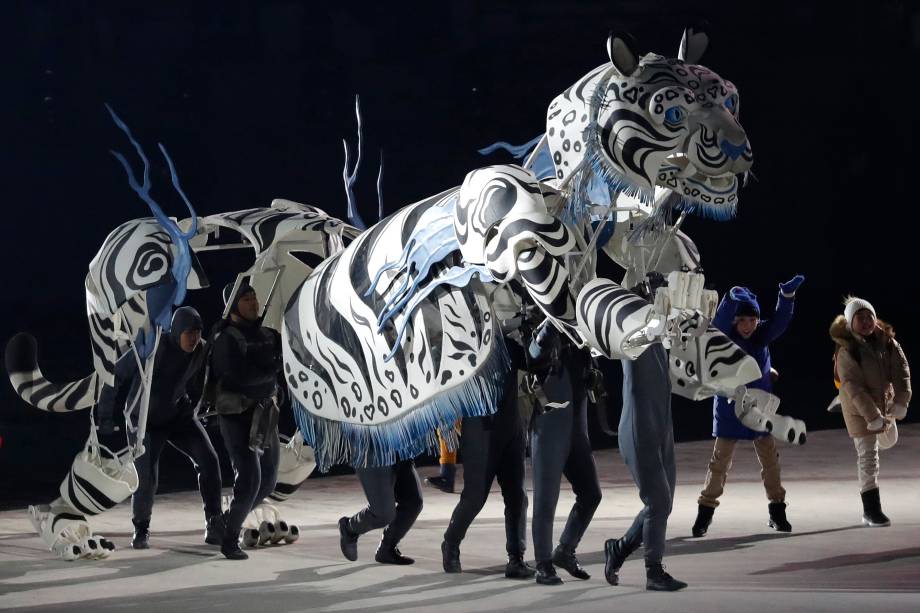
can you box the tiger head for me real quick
[546,29,752,220]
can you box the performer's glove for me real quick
[866,415,887,432]
[890,403,908,420]
[778,274,805,296]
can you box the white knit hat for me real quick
[844,296,876,329]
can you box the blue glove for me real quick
[729,286,757,303]
[779,274,805,295]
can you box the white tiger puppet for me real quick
[5,107,357,559]
[284,29,805,474]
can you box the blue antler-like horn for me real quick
[105,104,199,315]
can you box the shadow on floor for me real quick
[576,525,862,567]
[750,546,920,575]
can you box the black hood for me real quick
[169,306,203,346]
[223,281,256,317]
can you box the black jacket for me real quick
[527,323,591,409]
[210,318,281,401]
[97,307,206,429]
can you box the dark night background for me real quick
[1,1,917,509]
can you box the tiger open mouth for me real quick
[661,154,738,195]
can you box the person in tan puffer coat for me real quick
[830,296,911,527]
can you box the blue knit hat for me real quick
[730,286,760,318]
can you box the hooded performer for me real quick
[97,306,222,549]
[526,322,602,585]
[210,282,283,560]
[440,317,535,580]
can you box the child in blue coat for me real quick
[691,275,804,537]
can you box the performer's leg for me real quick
[854,434,889,526]
[382,461,423,544]
[619,348,673,564]
[618,344,685,591]
[252,426,281,510]
[558,397,602,552]
[337,464,397,562]
[755,435,791,531]
[531,405,573,564]
[167,418,223,522]
[131,428,169,547]
[622,508,647,550]
[692,437,734,537]
[753,436,785,503]
[697,437,737,508]
[219,409,261,558]
[349,465,398,535]
[854,435,880,494]
[444,417,494,547]
[496,423,534,579]
[376,461,423,564]
[496,422,528,558]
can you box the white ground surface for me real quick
[1,425,919,612]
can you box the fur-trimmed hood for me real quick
[829,314,894,348]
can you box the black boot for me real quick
[552,544,590,580]
[604,537,638,585]
[645,561,687,591]
[442,540,462,573]
[131,519,150,550]
[692,504,715,537]
[221,533,249,560]
[205,514,226,545]
[425,464,456,494]
[861,488,891,527]
[768,502,792,532]
[505,554,536,579]
[535,560,563,585]
[338,517,359,561]
[375,540,415,565]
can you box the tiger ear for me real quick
[606,33,639,76]
[678,27,709,64]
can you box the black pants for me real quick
[132,416,222,525]
[531,396,602,562]
[443,414,528,556]
[349,461,423,547]
[618,344,675,565]
[220,408,281,538]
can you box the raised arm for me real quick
[752,275,804,345]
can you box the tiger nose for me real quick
[719,138,747,160]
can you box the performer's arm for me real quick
[836,346,883,426]
[753,275,804,345]
[889,339,911,416]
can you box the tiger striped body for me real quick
[288,30,809,466]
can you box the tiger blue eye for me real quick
[725,97,736,111]
[664,106,684,124]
